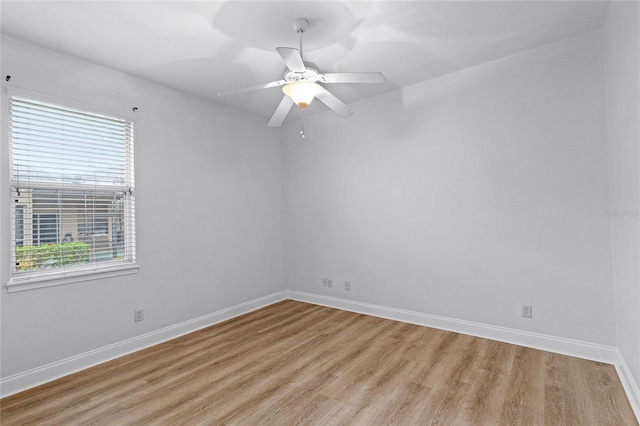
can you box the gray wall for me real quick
[283,31,616,345]
[0,35,285,378]
[604,0,640,388]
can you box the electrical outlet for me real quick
[344,281,351,291]
[134,309,144,322]
[321,278,333,288]
[521,304,532,318]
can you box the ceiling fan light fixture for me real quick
[282,81,324,110]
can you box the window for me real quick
[8,91,137,291]
[32,213,60,245]
[15,205,24,247]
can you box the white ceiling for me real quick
[1,1,609,122]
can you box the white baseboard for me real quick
[615,349,640,421]
[287,291,618,364]
[0,290,288,398]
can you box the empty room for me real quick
[0,1,638,424]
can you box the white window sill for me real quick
[5,264,140,293]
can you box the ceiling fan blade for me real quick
[318,72,385,84]
[218,80,287,97]
[315,89,352,117]
[276,47,306,73]
[268,95,294,127]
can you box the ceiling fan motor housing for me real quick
[284,66,320,83]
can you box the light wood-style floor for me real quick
[1,300,637,425]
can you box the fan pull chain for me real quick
[300,115,305,138]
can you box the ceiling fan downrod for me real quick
[291,18,309,61]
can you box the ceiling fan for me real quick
[218,18,385,128]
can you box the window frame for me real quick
[5,88,139,292]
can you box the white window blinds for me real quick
[9,94,136,286]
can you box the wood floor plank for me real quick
[456,340,517,425]
[501,345,547,424]
[544,352,579,424]
[1,300,637,426]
